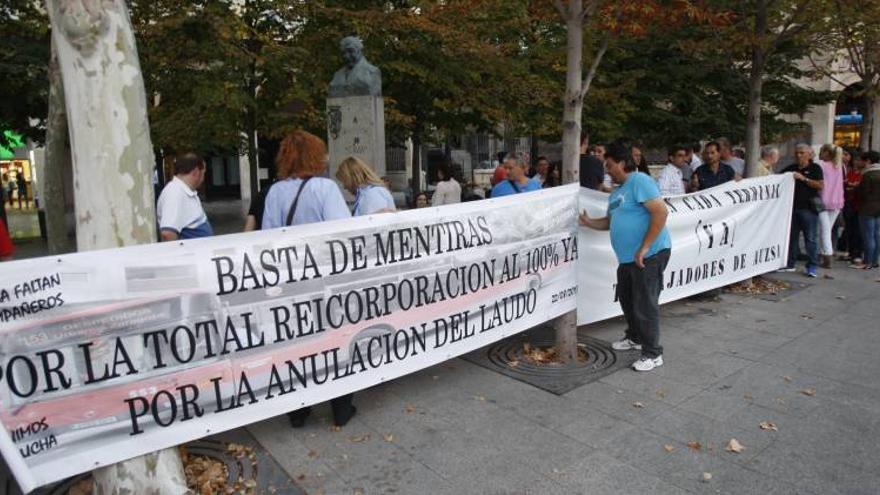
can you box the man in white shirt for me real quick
[656,145,688,196]
[157,152,213,240]
[718,137,745,176]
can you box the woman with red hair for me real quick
[260,130,357,428]
[261,130,350,229]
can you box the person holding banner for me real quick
[336,156,397,215]
[261,130,358,427]
[579,141,671,372]
[491,152,541,197]
[781,144,824,277]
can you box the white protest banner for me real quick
[0,185,579,492]
[577,174,795,325]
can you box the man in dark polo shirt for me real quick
[579,130,605,190]
[691,141,737,191]
[780,143,824,277]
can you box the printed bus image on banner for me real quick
[0,185,579,492]
[577,174,795,325]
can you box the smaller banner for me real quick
[577,174,795,324]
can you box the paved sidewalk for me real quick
[247,263,880,494]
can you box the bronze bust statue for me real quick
[328,36,382,98]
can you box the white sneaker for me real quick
[633,355,663,372]
[611,338,642,351]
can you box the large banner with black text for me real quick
[577,174,795,324]
[0,185,579,492]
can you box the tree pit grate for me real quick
[463,325,639,395]
[2,429,304,495]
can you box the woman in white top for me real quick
[336,156,396,216]
[432,162,461,206]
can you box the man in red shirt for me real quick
[844,154,864,265]
[0,217,14,261]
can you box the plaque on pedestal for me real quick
[327,95,386,179]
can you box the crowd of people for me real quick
[1,129,878,379]
[568,132,880,277]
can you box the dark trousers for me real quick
[617,249,670,359]
[844,207,863,259]
[287,394,354,426]
[787,209,819,269]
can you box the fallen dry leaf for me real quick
[663,444,675,453]
[432,375,439,380]
[508,360,520,368]
[782,375,793,383]
[800,388,817,397]
[702,472,713,482]
[383,433,395,443]
[687,441,702,451]
[404,404,417,413]
[475,395,487,401]
[800,314,815,320]
[330,425,342,432]
[726,438,745,453]
[307,449,318,458]
[296,474,306,481]
[348,433,371,443]
[726,277,789,296]
[744,394,754,402]
[836,295,846,300]
[759,421,778,431]
[823,274,834,280]
[655,389,668,399]
[632,401,645,408]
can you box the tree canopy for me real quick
[0,0,860,156]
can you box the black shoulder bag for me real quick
[507,179,522,194]
[285,176,313,226]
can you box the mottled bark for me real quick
[45,0,185,492]
[44,37,74,254]
[861,93,875,151]
[47,0,157,251]
[555,0,587,364]
[745,0,767,178]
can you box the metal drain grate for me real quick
[463,325,639,395]
[3,428,304,495]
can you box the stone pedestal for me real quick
[327,96,386,180]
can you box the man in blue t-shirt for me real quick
[490,152,542,197]
[579,141,672,372]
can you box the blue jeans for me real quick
[860,215,880,266]
[788,209,819,269]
